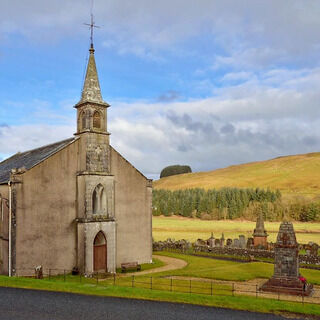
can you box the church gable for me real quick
[110,146,150,182]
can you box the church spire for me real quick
[80,45,104,104]
[75,13,109,136]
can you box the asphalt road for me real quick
[0,287,298,320]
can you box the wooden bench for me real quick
[121,262,141,273]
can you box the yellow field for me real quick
[153,216,320,244]
[154,152,320,198]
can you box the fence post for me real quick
[278,291,280,301]
[150,277,152,290]
[170,278,173,292]
[189,280,192,294]
[80,272,82,283]
[256,284,258,298]
[132,275,134,288]
[211,281,213,296]
[232,283,234,296]
[96,272,98,286]
[113,273,116,286]
[48,269,50,280]
[64,270,66,282]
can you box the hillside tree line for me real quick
[152,188,320,221]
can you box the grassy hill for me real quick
[154,152,320,197]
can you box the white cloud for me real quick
[2,0,320,66]
[2,66,320,178]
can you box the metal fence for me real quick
[9,268,320,306]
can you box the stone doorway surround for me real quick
[77,220,116,275]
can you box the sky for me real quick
[1,0,320,180]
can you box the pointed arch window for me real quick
[81,110,90,130]
[93,111,101,129]
[92,184,106,214]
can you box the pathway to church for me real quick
[118,255,188,277]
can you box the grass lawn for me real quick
[0,275,319,317]
[153,216,320,244]
[152,252,320,285]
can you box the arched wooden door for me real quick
[94,231,107,272]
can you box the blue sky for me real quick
[1,0,320,179]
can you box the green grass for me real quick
[0,275,319,317]
[153,216,320,243]
[153,252,320,285]
[153,151,320,197]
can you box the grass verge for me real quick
[0,276,319,317]
[153,251,320,285]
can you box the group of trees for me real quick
[153,188,281,220]
[160,165,192,178]
[152,188,320,222]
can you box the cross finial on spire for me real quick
[84,13,100,51]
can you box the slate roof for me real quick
[0,138,77,184]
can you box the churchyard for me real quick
[153,216,320,244]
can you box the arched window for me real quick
[81,110,91,130]
[92,184,106,214]
[93,111,101,129]
[81,111,86,130]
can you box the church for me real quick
[0,42,153,276]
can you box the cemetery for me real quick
[153,215,320,270]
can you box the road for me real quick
[0,287,298,320]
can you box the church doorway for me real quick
[93,231,107,272]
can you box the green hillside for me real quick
[154,152,320,197]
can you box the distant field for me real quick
[154,152,320,197]
[152,216,320,244]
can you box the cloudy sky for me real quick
[1,0,320,179]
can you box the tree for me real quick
[160,165,192,178]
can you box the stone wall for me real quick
[153,240,320,266]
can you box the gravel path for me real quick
[119,255,187,277]
[0,287,297,320]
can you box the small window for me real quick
[93,111,101,129]
[92,184,105,214]
[82,112,87,129]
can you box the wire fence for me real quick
[8,268,320,306]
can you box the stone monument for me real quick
[261,221,313,296]
[208,232,215,248]
[253,212,268,248]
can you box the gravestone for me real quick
[239,235,246,249]
[247,237,254,249]
[261,221,313,296]
[311,243,319,256]
[220,233,225,247]
[233,239,240,248]
[226,239,233,246]
[214,238,221,247]
[253,212,268,248]
[208,232,215,247]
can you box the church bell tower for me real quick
[74,39,116,275]
[74,43,111,173]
